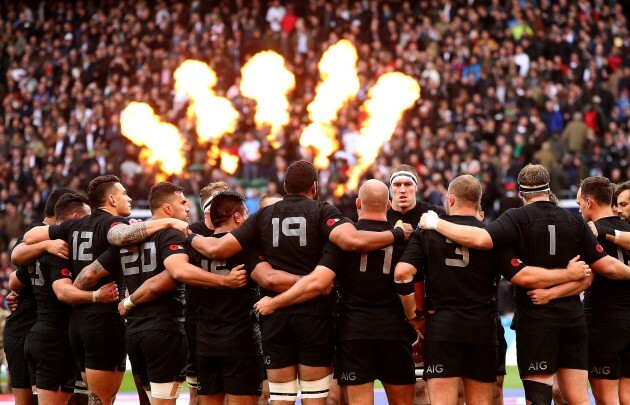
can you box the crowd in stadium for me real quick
[0,0,629,384]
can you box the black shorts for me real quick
[69,311,126,372]
[197,355,264,396]
[4,333,33,389]
[260,314,334,369]
[335,340,415,386]
[185,317,197,379]
[497,320,507,376]
[588,317,630,379]
[516,326,588,378]
[424,340,497,383]
[127,330,187,384]
[24,329,76,393]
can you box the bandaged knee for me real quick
[269,379,298,402]
[523,379,553,405]
[300,374,333,399]
[150,381,183,399]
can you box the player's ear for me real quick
[109,195,116,206]
[355,198,361,210]
[163,203,171,216]
[386,200,391,210]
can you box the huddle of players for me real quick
[4,159,630,405]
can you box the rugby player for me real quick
[5,188,73,405]
[75,182,248,404]
[575,177,630,403]
[387,164,445,405]
[255,179,416,404]
[186,181,229,405]
[419,165,630,404]
[614,181,630,223]
[189,161,412,404]
[396,175,591,405]
[23,175,188,404]
[9,193,119,405]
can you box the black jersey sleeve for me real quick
[485,209,521,248]
[494,244,526,281]
[231,211,258,248]
[48,254,73,283]
[48,218,79,240]
[319,203,348,239]
[158,229,188,260]
[318,241,343,272]
[15,266,31,285]
[398,229,427,276]
[240,245,266,274]
[95,247,120,276]
[578,221,609,265]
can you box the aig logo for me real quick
[528,361,548,371]
[340,372,356,381]
[591,366,611,375]
[426,364,443,373]
[264,356,271,365]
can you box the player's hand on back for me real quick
[419,211,439,230]
[254,296,276,316]
[223,264,247,289]
[5,291,19,312]
[97,282,119,303]
[394,220,414,240]
[528,288,554,305]
[45,239,70,260]
[128,218,143,224]
[412,338,424,365]
[118,299,131,317]
[565,255,591,281]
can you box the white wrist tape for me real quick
[615,230,621,243]
[92,290,99,303]
[425,210,440,230]
[123,296,136,309]
[150,381,182,399]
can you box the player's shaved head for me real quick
[259,193,283,209]
[579,177,614,206]
[448,175,482,206]
[358,179,390,212]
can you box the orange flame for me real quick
[335,73,420,197]
[174,60,239,142]
[120,102,187,176]
[240,51,295,148]
[208,144,239,175]
[300,40,360,168]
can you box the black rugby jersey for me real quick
[231,194,346,315]
[110,228,186,335]
[49,209,129,313]
[486,201,607,329]
[583,216,630,318]
[185,220,214,321]
[319,220,409,341]
[400,215,524,344]
[387,201,445,230]
[189,232,264,356]
[4,222,42,336]
[16,252,73,332]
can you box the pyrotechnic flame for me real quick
[335,73,420,197]
[240,51,295,148]
[208,144,239,175]
[120,102,187,177]
[300,40,360,168]
[174,60,239,142]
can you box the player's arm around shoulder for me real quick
[250,261,302,293]
[165,252,247,289]
[254,265,336,316]
[589,221,630,251]
[329,221,411,252]
[419,210,493,249]
[188,232,243,260]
